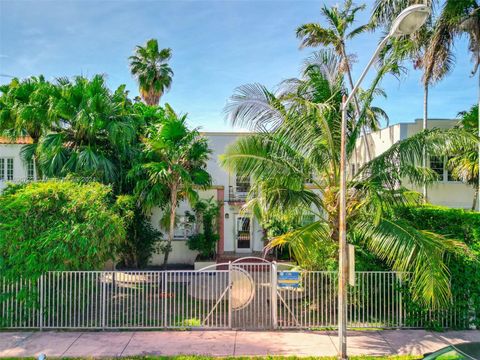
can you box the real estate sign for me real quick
[278,271,301,288]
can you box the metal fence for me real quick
[0,264,468,330]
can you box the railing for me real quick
[0,269,469,330]
[228,186,248,203]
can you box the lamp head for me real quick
[389,4,430,37]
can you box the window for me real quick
[6,159,13,180]
[173,216,195,239]
[0,158,13,181]
[235,174,250,194]
[430,156,444,181]
[27,159,35,180]
[430,156,459,182]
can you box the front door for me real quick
[235,216,252,253]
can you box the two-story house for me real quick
[353,119,476,209]
[0,118,476,265]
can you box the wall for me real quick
[0,144,29,190]
[354,118,474,209]
[352,124,402,167]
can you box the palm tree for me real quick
[447,105,479,210]
[37,75,137,186]
[372,1,479,202]
[296,0,374,160]
[0,76,57,178]
[132,105,211,267]
[129,39,173,106]
[221,54,466,308]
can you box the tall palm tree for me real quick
[132,105,211,267]
[372,1,479,202]
[0,76,57,178]
[129,39,173,106]
[296,0,374,160]
[221,54,467,308]
[37,75,137,186]
[378,28,453,202]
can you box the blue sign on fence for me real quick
[278,271,301,288]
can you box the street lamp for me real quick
[337,4,430,359]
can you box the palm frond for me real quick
[355,217,468,308]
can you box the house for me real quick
[148,132,266,265]
[0,137,36,188]
[353,118,476,209]
[0,118,475,265]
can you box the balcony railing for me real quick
[228,186,248,203]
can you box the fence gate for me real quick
[1,261,467,330]
[228,259,273,329]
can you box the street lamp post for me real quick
[337,5,430,359]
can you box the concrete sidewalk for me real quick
[1,330,479,358]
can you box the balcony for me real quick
[228,185,248,204]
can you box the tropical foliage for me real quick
[447,105,479,209]
[0,180,125,281]
[395,205,480,328]
[372,0,479,93]
[0,76,58,178]
[115,194,163,268]
[187,197,220,260]
[36,75,138,187]
[221,45,468,308]
[296,0,379,160]
[129,39,173,106]
[131,105,212,267]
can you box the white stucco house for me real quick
[353,118,476,209]
[0,118,476,265]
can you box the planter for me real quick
[194,260,217,270]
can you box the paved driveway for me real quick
[1,329,479,358]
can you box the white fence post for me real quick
[39,274,44,331]
[271,261,277,329]
[163,271,168,327]
[101,272,106,330]
[228,261,232,329]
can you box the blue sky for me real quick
[0,0,477,131]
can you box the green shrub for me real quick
[187,198,220,260]
[0,180,125,280]
[115,195,163,268]
[395,205,480,328]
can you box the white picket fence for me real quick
[0,265,468,330]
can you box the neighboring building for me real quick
[353,119,476,209]
[0,119,476,265]
[0,137,36,191]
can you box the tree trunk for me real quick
[163,185,178,269]
[422,83,429,203]
[472,187,479,211]
[31,139,42,180]
[142,88,162,106]
[341,46,373,163]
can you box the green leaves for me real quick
[221,33,473,308]
[129,39,173,105]
[355,217,468,308]
[33,75,139,187]
[0,180,125,280]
